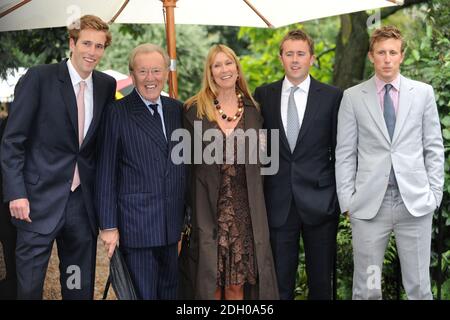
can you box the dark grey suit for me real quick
[255,76,342,299]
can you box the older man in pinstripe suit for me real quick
[96,43,185,299]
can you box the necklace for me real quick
[214,92,244,122]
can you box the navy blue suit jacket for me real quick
[254,77,343,227]
[1,60,116,235]
[96,89,185,248]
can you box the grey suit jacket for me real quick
[335,75,444,219]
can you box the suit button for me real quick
[212,228,217,240]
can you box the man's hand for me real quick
[100,229,119,259]
[9,198,32,223]
[178,239,182,256]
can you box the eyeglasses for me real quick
[134,68,165,78]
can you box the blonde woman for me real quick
[179,44,278,300]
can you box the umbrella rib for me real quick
[242,0,273,28]
[387,0,404,4]
[0,0,31,19]
[109,0,130,23]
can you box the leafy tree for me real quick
[0,28,68,79]
[333,0,431,90]
[239,18,339,92]
[206,26,250,56]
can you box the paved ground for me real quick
[43,238,116,300]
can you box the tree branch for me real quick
[316,46,336,69]
[380,0,430,19]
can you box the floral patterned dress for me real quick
[216,114,257,287]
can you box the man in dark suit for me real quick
[0,15,116,299]
[96,43,185,300]
[254,30,343,300]
[0,116,17,299]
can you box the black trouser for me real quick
[270,204,338,300]
[15,188,97,300]
[0,203,17,299]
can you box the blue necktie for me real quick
[286,86,300,152]
[149,104,165,139]
[383,84,396,140]
[383,84,397,185]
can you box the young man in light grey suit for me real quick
[335,26,444,300]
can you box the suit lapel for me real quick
[161,96,179,156]
[57,61,78,139]
[392,75,413,145]
[362,77,391,143]
[270,80,290,152]
[129,90,168,154]
[295,77,321,148]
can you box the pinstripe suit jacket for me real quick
[96,89,185,248]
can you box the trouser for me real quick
[351,185,433,300]
[122,243,178,300]
[15,188,97,300]
[270,204,338,300]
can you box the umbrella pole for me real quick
[163,0,178,99]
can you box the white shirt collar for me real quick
[282,74,311,94]
[67,59,93,88]
[135,89,162,108]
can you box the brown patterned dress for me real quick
[216,114,257,287]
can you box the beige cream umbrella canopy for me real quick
[0,0,400,98]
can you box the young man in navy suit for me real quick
[254,30,343,300]
[1,15,116,299]
[96,44,185,300]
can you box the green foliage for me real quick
[336,216,353,299]
[205,26,251,56]
[239,17,339,92]
[0,27,68,79]
[294,239,309,300]
[238,26,289,90]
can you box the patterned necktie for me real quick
[71,80,86,191]
[383,83,396,140]
[286,86,300,152]
[149,104,165,139]
[383,83,397,185]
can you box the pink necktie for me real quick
[71,81,86,191]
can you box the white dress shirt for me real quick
[67,59,94,138]
[280,75,311,134]
[135,90,167,139]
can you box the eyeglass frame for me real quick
[131,67,167,78]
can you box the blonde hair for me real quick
[185,44,258,121]
[369,26,405,53]
[67,15,112,48]
[128,43,170,72]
